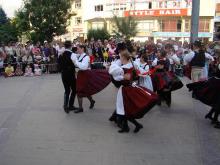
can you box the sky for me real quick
[0,0,23,18]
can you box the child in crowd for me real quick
[4,64,15,77]
[15,64,23,76]
[34,64,42,76]
[24,64,34,77]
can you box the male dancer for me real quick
[58,41,77,113]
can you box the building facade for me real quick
[67,0,215,42]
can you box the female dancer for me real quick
[72,44,111,113]
[187,62,220,129]
[109,50,158,133]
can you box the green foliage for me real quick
[0,7,18,43]
[15,0,75,43]
[113,16,138,39]
[0,7,8,24]
[87,28,110,41]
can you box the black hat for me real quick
[193,40,202,48]
[64,41,72,49]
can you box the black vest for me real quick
[58,50,75,73]
[190,51,205,67]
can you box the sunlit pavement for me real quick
[0,75,219,165]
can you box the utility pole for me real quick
[190,0,200,43]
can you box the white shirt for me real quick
[135,58,149,74]
[72,53,90,70]
[167,53,180,65]
[57,47,65,57]
[184,51,214,65]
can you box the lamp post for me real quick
[190,0,200,43]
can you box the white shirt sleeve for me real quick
[71,53,77,62]
[171,54,180,65]
[75,56,90,70]
[152,58,158,66]
[109,63,124,81]
[184,51,194,65]
[205,53,214,61]
[138,64,149,74]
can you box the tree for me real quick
[113,16,138,39]
[0,7,8,24]
[15,0,75,43]
[87,29,110,41]
[0,7,18,43]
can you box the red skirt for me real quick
[186,77,220,106]
[122,86,159,119]
[151,71,172,91]
[151,71,183,92]
[167,72,184,91]
[76,69,111,97]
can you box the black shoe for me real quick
[205,114,213,121]
[214,123,220,129]
[211,120,220,125]
[118,127,130,133]
[166,101,171,107]
[89,100,95,109]
[157,100,161,106]
[109,111,117,123]
[74,108,83,113]
[109,115,117,123]
[63,106,69,114]
[68,106,78,111]
[134,124,143,133]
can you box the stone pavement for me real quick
[0,75,219,165]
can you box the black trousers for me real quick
[61,71,76,108]
[158,90,171,105]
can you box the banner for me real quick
[124,8,188,17]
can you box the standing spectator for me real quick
[15,43,23,62]
[22,49,34,73]
[5,42,15,64]
[56,42,65,57]
[0,46,5,75]
[48,43,58,73]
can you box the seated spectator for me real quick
[4,64,15,77]
[14,64,23,76]
[34,64,42,76]
[32,44,42,64]
[22,53,34,73]
[24,64,34,77]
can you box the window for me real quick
[199,19,210,32]
[137,21,154,32]
[149,2,152,9]
[75,1,81,9]
[95,5,103,12]
[75,17,82,25]
[159,20,178,32]
[177,20,182,32]
[91,22,104,30]
[185,20,191,32]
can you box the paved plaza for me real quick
[0,74,220,165]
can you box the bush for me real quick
[87,29,110,41]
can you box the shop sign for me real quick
[124,9,188,17]
[152,32,213,38]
